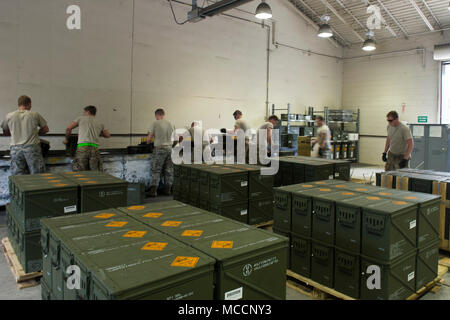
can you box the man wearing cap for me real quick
[1,95,49,175]
[382,111,413,171]
[64,106,111,171]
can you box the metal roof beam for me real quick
[407,0,434,31]
[420,0,441,30]
[375,0,409,38]
[318,0,365,42]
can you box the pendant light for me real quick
[255,1,272,20]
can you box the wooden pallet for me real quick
[253,220,273,229]
[287,262,449,301]
[1,238,42,289]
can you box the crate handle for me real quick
[292,240,308,254]
[337,209,356,227]
[365,214,385,235]
[293,200,308,216]
[336,255,355,273]
[314,204,331,222]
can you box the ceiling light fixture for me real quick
[255,0,272,20]
[362,31,376,51]
[318,15,333,38]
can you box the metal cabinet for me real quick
[410,124,450,171]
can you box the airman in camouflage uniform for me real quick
[1,95,49,176]
[147,108,175,197]
[65,106,111,171]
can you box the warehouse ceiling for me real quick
[287,0,450,47]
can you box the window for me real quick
[442,62,450,124]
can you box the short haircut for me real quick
[84,105,97,116]
[233,110,242,117]
[18,95,31,107]
[316,116,324,121]
[268,115,279,122]
[155,108,165,116]
[386,111,399,119]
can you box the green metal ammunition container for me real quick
[362,198,418,261]
[376,173,382,186]
[334,247,361,298]
[229,164,274,200]
[303,161,335,183]
[295,156,351,181]
[7,206,42,273]
[209,201,249,224]
[279,159,305,186]
[40,209,127,298]
[311,190,363,245]
[408,174,437,194]
[375,190,441,248]
[41,280,53,300]
[334,195,387,253]
[127,183,145,206]
[248,197,273,225]
[310,240,334,288]
[360,250,416,300]
[273,184,306,232]
[273,227,291,270]
[290,233,311,278]
[122,204,289,300]
[332,182,386,194]
[62,172,128,213]
[8,174,78,232]
[416,239,440,290]
[189,165,200,206]
[208,166,249,206]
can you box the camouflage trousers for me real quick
[10,144,46,176]
[385,151,409,171]
[151,146,173,187]
[73,146,103,171]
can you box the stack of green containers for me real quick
[273,180,441,300]
[173,163,273,225]
[119,201,289,300]
[40,209,215,300]
[6,171,128,274]
[7,173,78,273]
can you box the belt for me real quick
[77,143,99,148]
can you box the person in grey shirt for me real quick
[382,111,414,171]
[2,95,49,175]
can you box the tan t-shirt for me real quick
[259,122,274,130]
[387,122,413,155]
[149,119,174,147]
[235,119,250,133]
[74,116,105,145]
[1,110,47,146]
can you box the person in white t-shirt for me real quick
[314,116,331,159]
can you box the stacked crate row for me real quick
[273,180,441,300]
[275,156,351,187]
[41,201,289,300]
[173,164,274,225]
[377,169,450,252]
[6,171,128,273]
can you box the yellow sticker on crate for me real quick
[404,196,419,200]
[319,188,332,192]
[78,178,89,181]
[53,184,68,187]
[366,196,381,200]
[123,231,147,238]
[43,177,57,180]
[161,221,182,227]
[49,180,61,183]
[86,181,98,184]
[128,206,146,211]
[356,188,369,192]
[335,185,346,188]
[379,192,393,196]
[144,212,163,218]
[315,182,326,185]
[342,192,355,196]
[302,185,314,188]
[211,241,234,249]
[94,213,116,219]
[393,201,407,205]
[141,242,168,251]
[171,256,200,268]
[105,221,128,227]
[182,230,203,237]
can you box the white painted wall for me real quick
[342,32,450,165]
[0,0,344,150]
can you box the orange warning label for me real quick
[53,184,68,187]
[144,212,163,218]
[379,192,392,196]
[319,188,332,192]
[141,242,168,251]
[393,201,407,205]
[335,185,346,188]
[315,182,326,185]
[211,241,234,249]
[78,178,89,181]
[302,185,314,188]
[404,196,418,200]
[74,175,84,177]
[182,230,203,237]
[366,196,381,200]
[161,221,182,227]
[342,192,355,196]
[123,231,147,238]
[171,256,200,268]
[65,172,77,175]
[94,213,116,219]
[41,173,53,176]
[43,177,57,180]
[356,188,369,192]
[128,206,146,211]
[85,181,98,184]
[105,221,128,228]
[49,180,61,183]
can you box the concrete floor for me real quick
[0,164,449,300]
